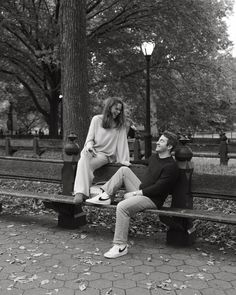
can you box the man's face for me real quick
[155,135,171,153]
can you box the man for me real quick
[86,130,179,259]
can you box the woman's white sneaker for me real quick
[86,192,111,205]
[104,244,128,258]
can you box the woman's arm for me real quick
[85,116,98,146]
[83,116,98,156]
[115,127,130,165]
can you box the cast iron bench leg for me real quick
[58,204,86,229]
[44,202,86,229]
[165,146,196,246]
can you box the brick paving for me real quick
[0,213,235,295]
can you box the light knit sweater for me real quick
[84,115,130,165]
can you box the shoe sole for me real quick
[85,199,111,205]
[104,250,128,259]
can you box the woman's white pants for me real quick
[73,150,109,197]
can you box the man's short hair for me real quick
[163,130,178,152]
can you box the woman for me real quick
[74,97,130,203]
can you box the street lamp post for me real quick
[141,41,155,158]
[7,102,13,135]
[59,94,63,137]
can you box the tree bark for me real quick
[60,0,89,148]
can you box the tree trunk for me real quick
[60,0,89,148]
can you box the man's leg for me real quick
[86,166,141,204]
[104,195,156,258]
[102,166,141,195]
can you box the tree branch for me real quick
[2,53,44,87]
[86,0,103,14]
[87,0,121,21]
[0,69,48,117]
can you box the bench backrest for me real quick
[0,156,235,200]
[0,156,63,183]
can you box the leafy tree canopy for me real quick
[0,0,235,136]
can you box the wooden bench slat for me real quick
[1,189,235,225]
[191,174,236,196]
[192,190,236,201]
[154,208,236,224]
[0,157,63,182]
[0,189,74,204]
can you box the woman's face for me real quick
[111,103,122,119]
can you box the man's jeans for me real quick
[102,167,157,245]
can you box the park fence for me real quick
[0,135,236,164]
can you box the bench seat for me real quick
[1,188,236,225]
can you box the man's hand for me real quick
[124,190,143,199]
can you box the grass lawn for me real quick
[192,157,236,175]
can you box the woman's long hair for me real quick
[102,97,125,129]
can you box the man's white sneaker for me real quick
[86,192,111,205]
[104,244,128,259]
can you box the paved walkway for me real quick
[0,213,235,295]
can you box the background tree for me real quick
[0,0,61,137]
[0,0,235,138]
[0,80,45,134]
[86,0,235,133]
[60,0,89,146]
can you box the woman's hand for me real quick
[85,142,97,157]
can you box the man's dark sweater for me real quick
[139,154,179,208]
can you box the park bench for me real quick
[0,138,235,247]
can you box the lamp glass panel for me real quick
[141,42,155,56]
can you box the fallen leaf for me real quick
[79,282,87,291]
[32,253,43,257]
[41,279,49,285]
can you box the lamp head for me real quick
[141,41,155,56]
